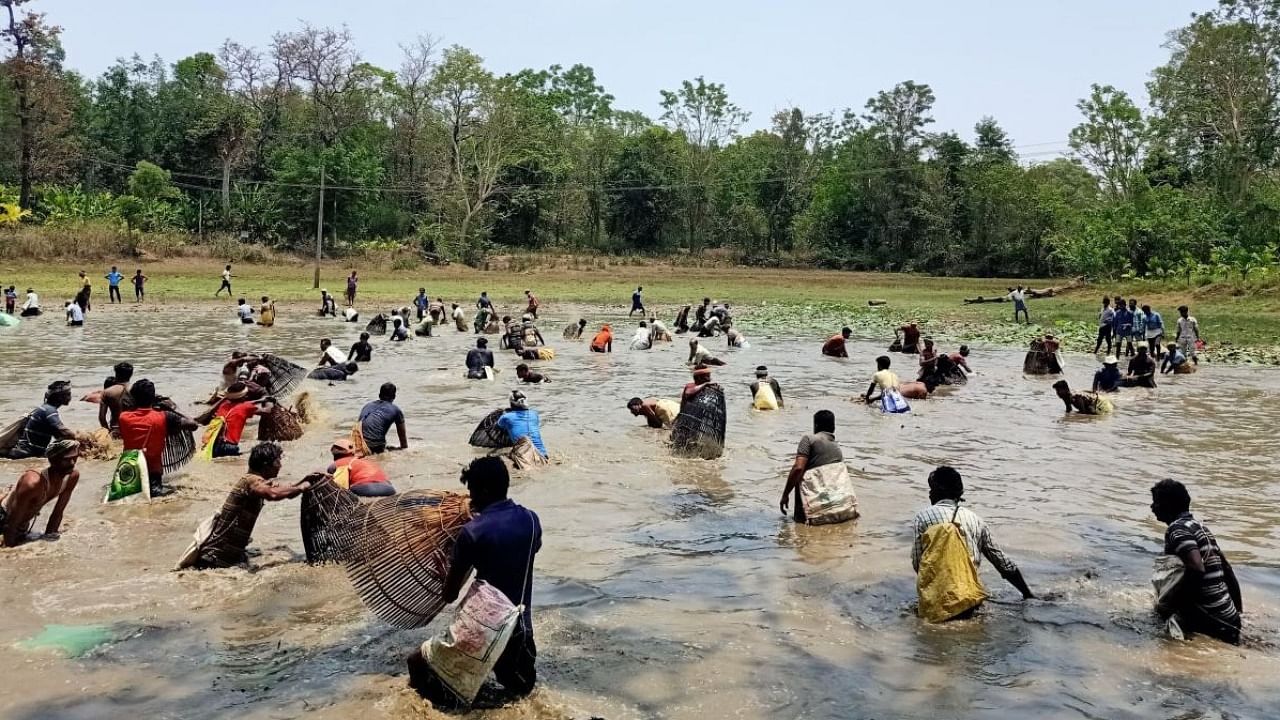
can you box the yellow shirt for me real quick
[872,369,900,391]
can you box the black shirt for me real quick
[349,341,373,362]
[308,366,349,381]
[452,499,541,629]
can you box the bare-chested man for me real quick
[1,439,81,547]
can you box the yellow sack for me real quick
[349,422,371,457]
[537,348,556,361]
[332,465,351,490]
[916,509,987,623]
[198,417,225,461]
[753,383,779,411]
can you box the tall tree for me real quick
[1069,84,1148,200]
[660,76,748,250]
[1,0,63,207]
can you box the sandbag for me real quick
[880,389,911,414]
[104,449,151,503]
[1152,555,1187,640]
[916,509,987,622]
[422,580,522,704]
[536,348,556,361]
[198,418,225,461]
[0,412,31,455]
[753,383,779,411]
[799,462,859,525]
[670,385,726,460]
[509,437,547,470]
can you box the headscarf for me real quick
[45,438,80,459]
[45,380,71,401]
[224,382,249,402]
[509,390,528,410]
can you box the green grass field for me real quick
[5,256,1278,364]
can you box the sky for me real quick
[48,0,1210,157]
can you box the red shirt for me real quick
[215,401,257,444]
[822,335,847,356]
[119,407,169,474]
[591,329,613,351]
[330,455,388,487]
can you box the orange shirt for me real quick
[591,328,613,351]
[331,455,388,487]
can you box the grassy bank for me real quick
[4,255,1279,364]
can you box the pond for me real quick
[0,302,1277,719]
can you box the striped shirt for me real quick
[1163,513,1239,629]
[911,499,1018,576]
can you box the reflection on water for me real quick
[1,302,1279,719]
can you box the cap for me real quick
[331,438,356,454]
[1103,356,1118,365]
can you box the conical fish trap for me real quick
[344,490,473,628]
[468,409,512,449]
[257,393,311,442]
[260,354,308,398]
[162,429,196,474]
[366,315,388,335]
[670,384,726,459]
[300,475,368,564]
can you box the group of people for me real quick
[1092,296,1201,364]
[0,278,1248,715]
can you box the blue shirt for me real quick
[632,291,642,305]
[451,499,542,628]
[1146,311,1164,332]
[1112,307,1132,332]
[497,408,547,457]
[414,294,429,310]
[1094,365,1121,392]
[358,399,404,452]
[105,271,123,286]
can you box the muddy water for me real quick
[1,302,1278,719]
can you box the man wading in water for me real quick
[1150,479,1242,644]
[179,442,317,570]
[1,439,81,547]
[912,466,1034,619]
[408,456,542,708]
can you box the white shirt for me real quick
[691,345,713,364]
[343,307,358,321]
[1008,289,1025,302]
[452,307,465,320]
[66,304,84,322]
[324,346,347,365]
[237,304,253,320]
[1177,316,1199,341]
[222,269,232,282]
[23,292,38,309]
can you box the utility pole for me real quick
[313,162,325,289]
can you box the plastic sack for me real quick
[423,580,522,704]
[104,449,151,503]
[800,462,859,525]
[880,389,911,414]
[753,383,779,411]
[1152,555,1186,640]
[198,417,225,461]
[916,520,987,622]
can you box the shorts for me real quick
[1013,300,1027,311]
[240,317,255,324]
[350,482,396,497]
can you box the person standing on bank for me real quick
[105,266,124,304]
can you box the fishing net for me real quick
[257,392,313,442]
[344,490,474,628]
[562,324,578,339]
[299,475,369,564]
[260,354,308,398]
[366,315,388,335]
[670,384,726,459]
[468,409,512,449]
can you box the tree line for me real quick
[2,0,1280,280]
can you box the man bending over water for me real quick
[179,442,317,569]
[1,439,81,547]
